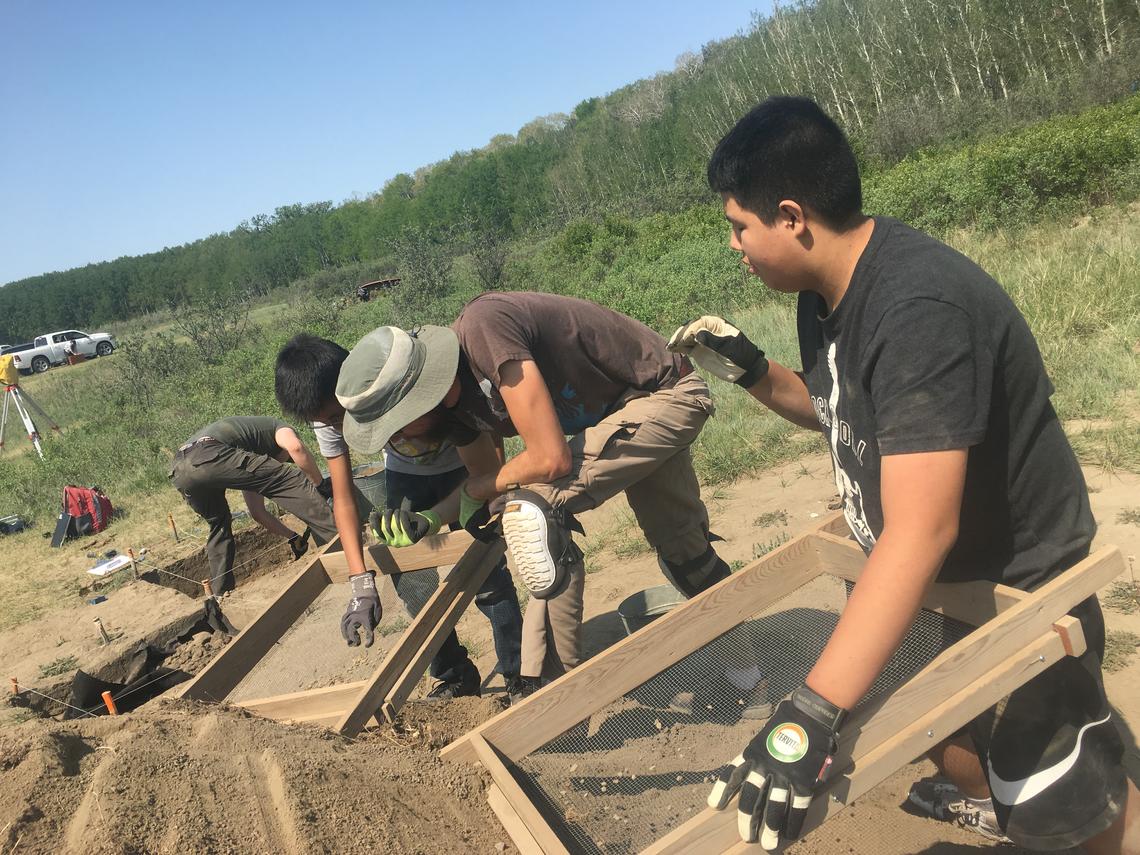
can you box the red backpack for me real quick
[63,486,114,535]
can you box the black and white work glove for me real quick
[708,684,846,849]
[341,572,382,647]
[667,316,769,388]
[316,476,334,501]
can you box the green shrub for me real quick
[866,96,1140,233]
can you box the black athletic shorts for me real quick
[968,595,1127,849]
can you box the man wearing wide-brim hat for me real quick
[336,291,731,681]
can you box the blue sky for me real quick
[0,1,767,285]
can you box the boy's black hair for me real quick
[275,334,349,420]
[707,96,862,230]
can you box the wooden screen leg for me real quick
[488,783,544,855]
[334,538,507,736]
[178,537,339,703]
[383,547,501,716]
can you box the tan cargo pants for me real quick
[520,372,714,679]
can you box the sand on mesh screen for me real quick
[227,578,415,704]
[513,575,971,855]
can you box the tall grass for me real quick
[3,201,1134,530]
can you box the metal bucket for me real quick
[352,463,387,515]
[616,584,685,635]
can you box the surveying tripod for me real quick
[1,384,60,461]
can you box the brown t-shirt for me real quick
[449,292,687,439]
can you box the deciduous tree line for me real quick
[1,0,1137,342]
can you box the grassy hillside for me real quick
[2,197,1136,527]
[0,196,1135,633]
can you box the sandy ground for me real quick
[2,453,1138,853]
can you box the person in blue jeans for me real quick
[274,333,525,703]
[380,450,524,699]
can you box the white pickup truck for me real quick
[12,329,116,373]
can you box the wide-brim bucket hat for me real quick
[337,325,459,455]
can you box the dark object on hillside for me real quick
[68,642,192,718]
[356,277,401,302]
[50,485,114,547]
[0,514,27,535]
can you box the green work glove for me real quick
[708,684,846,849]
[667,316,769,388]
[370,500,442,547]
[458,483,486,530]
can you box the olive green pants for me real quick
[170,440,337,592]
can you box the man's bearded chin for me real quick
[412,406,455,443]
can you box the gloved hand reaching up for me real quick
[708,684,846,850]
[667,316,769,388]
[341,571,382,647]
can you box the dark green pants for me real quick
[170,440,337,592]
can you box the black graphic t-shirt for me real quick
[798,217,1094,589]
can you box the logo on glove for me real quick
[766,723,809,763]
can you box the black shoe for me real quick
[425,659,481,701]
[504,674,542,705]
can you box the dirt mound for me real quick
[0,697,507,854]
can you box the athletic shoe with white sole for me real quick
[500,489,579,599]
[907,779,1011,844]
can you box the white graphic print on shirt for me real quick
[825,342,876,549]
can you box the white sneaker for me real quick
[907,780,1011,844]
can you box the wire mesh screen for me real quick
[227,572,435,703]
[513,574,974,855]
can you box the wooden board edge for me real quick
[487,783,544,855]
[234,680,369,718]
[441,531,825,766]
[810,531,1042,625]
[810,510,849,536]
[334,538,506,736]
[383,555,500,713]
[470,735,571,855]
[178,536,339,703]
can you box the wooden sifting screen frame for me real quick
[441,513,1125,855]
[178,530,506,736]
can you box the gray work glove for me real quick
[341,572,381,647]
[667,316,769,388]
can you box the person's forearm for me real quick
[334,494,369,576]
[287,445,324,485]
[744,360,820,430]
[805,529,949,709]
[326,455,369,576]
[464,446,569,501]
[244,492,296,538]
